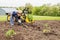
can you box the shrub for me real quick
[32,4,60,16]
[27,14,33,23]
[5,30,16,38]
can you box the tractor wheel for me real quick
[7,15,10,22]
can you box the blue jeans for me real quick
[10,15,18,25]
[10,15,22,25]
[10,16,14,25]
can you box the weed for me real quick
[43,23,51,33]
[5,29,16,38]
[27,14,33,23]
[44,23,48,28]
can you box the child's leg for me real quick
[15,15,18,22]
[18,19,22,25]
[10,16,14,26]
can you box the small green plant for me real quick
[5,30,16,38]
[42,29,50,33]
[44,23,48,27]
[43,23,50,33]
[27,14,33,22]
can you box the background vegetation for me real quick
[18,3,60,16]
[32,4,60,16]
[0,3,60,21]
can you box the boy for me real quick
[10,10,22,26]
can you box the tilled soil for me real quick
[0,20,60,40]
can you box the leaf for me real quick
[5,30,16,37]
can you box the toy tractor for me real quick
[6,12,33,23]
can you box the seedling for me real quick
[43,23,51,33]
[42,29,50,33]
[44,23,48,28]
[5,29,16,38]
[27,14,33,23]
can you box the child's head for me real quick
[6,13,10,15]
[17,10,22,16]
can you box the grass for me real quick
[0,15,60,21]
[33,16,60,20]
[0,15,7,21]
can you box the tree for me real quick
[16,6,24,10]
[25,3,33,14]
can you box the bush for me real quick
[27,14,33,22]
[32,4,60,16]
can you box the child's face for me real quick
[17,12,21,16]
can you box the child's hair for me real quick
[6,13,10,16]
[6,13,8,15]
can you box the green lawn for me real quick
[0,15,7,21]
[0,15,60,21]
[33,16,60,20]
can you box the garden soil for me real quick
[0,20,60,40]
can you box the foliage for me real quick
[17,3,33,14]
[32,4,60,16]
[44,23,48,28]
[5,30,16,38]
[25,3,33,14]
[17,3,60,16]
[16,6,24,10]
[43,23,50,33]
[42,29,50,33]
[27,14,33,22]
